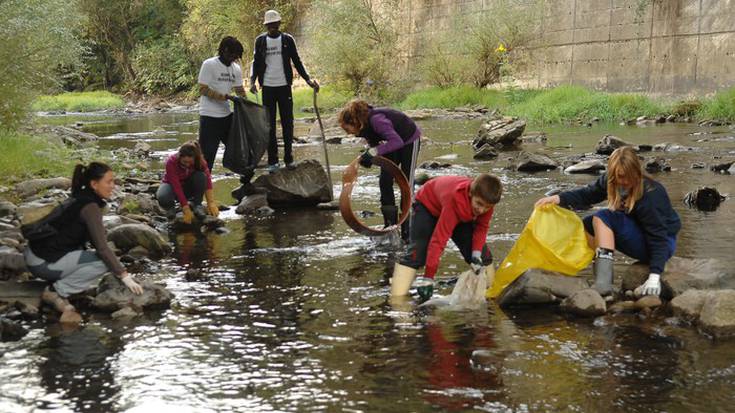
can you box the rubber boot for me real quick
[390,263,417,296]
[482,265,496,289]
[381,205,398,228]
[593,248,614,296]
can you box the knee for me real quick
[191,171,207,187]
[157,185,176,208]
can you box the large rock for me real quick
[595,135,629,155]
[0,280,45,308]
[92,274,173,312]
[560,289,606,317]
[473,118,526,148]
[119,193,162,215]
[18,199,61,226]
[564,159,606,174]
[253,159,332,207]
[670,289,708,321]
[236,193,269,214]
[683,187,725,211]
[102,214,145,231]
[0,317,27,342]
[699,290,735,338]
[0,246,26,278]
[0,201,17,218]
[497,269,590,307]
[513,151,558,172]
[107,224,171,258]
[621,257,735,298]
[15,177,71,199]
[473,144,499,160]
[644,157,671,173]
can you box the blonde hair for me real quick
[338,99,370,133]
[607,146,646,212]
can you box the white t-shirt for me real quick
[263,35,288,87]
[198,56,243,118]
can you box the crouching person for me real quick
[391,174,503,300]
[157,141,219,224]
[23,162,143,322]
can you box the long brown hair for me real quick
[607,146,649,212]
[178,141,206,170]
[338,99,370,133]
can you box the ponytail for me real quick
[71,162,112,197]
[178,141,205,170]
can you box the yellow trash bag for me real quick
[487,205,594,298]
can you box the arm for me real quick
[250,37,261,87]
[472,208,494,252]
[232,63,246,97]
[198,60,226,100]
[287,35,310,82]
[369,114,405,156]
[558,174,608,209]
[424,203,460,278]
[79,204,125,277]
[166,158,190,207]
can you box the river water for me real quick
[1,111,735,412]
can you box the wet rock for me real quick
[513,151,558,172]
[418,161,452,169]
[621,257,734,298]
[122,213,151,224]
[691,162,706,169]
[469,349,503,373]
[670,289,708,321]
[111,306,139,320]
[0,201,17,219]
[564,159,606,174]
[634,295,662,310]
[127,246,150,259]
[709,161,734,173]
[252,159,332,207]
[231,183,267,203]
[595,135,629,155]
[497,268,589,307]
[92,274,173,312]
[316,200,340,210]
[473,117,526,148]
[132,141,152,157]
[608,301,637,314]
[201,216,225,231]
[102,215,143,230]
[325,137,342,144]
[0,281,45,308]
[15,177,71,199]
[0,317,27,342]
[644,157,671,173]
[683,187,725,211]
[520,133,547,144]
[637,144,653,152]
[730,164,735,175]
[18,199,61,226]
[653,142,695,152]
[473,144,499,160]
[560,289,606,317]
[699,119,724,127]
[108,224,171,258]
[13,301,39,319]
[0,246,27,278]
[119,193,162,215]
[256,206,275,216]
[666,114,677,122]
[236,193,269,214]
[699,290,735,338]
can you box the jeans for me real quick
[156,171,207,208]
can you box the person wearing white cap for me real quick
[250,9,319,173]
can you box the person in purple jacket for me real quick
[156,141,219,224]
[338,99,421,241]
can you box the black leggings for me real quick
[379,140,419,207]
[263,85,295,165]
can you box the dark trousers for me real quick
[380,140,419,240]
[262,85,294,165]
[199,114,233,171]
[400,202,493,269]
[156,171,207,208]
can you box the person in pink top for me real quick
[390,174,503,300]
[156,141,219,224]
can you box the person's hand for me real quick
[308,79,320,92]
[635,273,661,297]
[359,147,377,168]
[122,274,143,295]
[535,195,560,208]
[249,84,258,95]
[182,205,194,224]
[204,189,219,217]
[470,251,484,274]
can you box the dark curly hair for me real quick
[218,36,244,59]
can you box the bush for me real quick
[31,92,125,112]
[0,129,76,183]
[292,84,353,116]
[132,36,196,95]
[399,86,507,110]
[698,88,735,122]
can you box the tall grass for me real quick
[0,129,76,183]
[698,87,735,122]
[32,91,125,112]
[292,84,353,117]
[398,86,508,110]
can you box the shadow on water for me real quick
[2,113,735,411]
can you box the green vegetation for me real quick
[399,86,508,110]
[32,92,125,112]
[292,85,353,116]
[697,87,735,122]
[0,130,76,183]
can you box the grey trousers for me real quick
[24,248,108,298]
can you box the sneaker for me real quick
[285,162,296,170]
[267,163,280,174]
[192,204,207,221]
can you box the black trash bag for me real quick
[223,98,270,176]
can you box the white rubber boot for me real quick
[483,265,496,289]
[390,263,417,296]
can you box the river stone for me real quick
[514,151,558,172]
[595,135,629,155]
[564,159,606,174]
[0,201,17,218]
[560,289,606,317]
[709,161,734,173]
[253,159,331,207]
[634,295,662,310]
[0,246,26,278]
[683,187,725,211]
[496,268,589,307]
[729,163,735,175]
[608,300,637,314]
[111,306,139,320]
[0,281,45,308]
[107,224,171,258]
[621,257,734,298]
[670,289,708,321]
[133,141,152,157]
[473,144,499,160]
[119,193,162,215]
[644,157,671,173]
[419,161,452,169]
[699,290,735,338]
[473,118,526,148]
[103,215,143,230]
[307,115,347,139]
[236,193,269,214]
[17,199,61,226]
[15,177,71,199]
[92,274,173,312]
[0,317,27,342]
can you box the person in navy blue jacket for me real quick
[535,146,681,297]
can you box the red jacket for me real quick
[162,153,213,207]
[415,176,494,278]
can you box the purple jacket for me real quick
[359,108,421,156]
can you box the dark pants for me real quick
[380,140,420,240]
[199,114,233,171]
[583,210,676,263]
[156,171,207,208]
[400,202,492,270]
[263,85,294,166]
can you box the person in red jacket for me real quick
[391,174,502,300]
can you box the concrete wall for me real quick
[395,0,735,95]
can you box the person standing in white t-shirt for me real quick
[198,36,247,173]
[250,10,319,173]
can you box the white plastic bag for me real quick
[420,270,487,309]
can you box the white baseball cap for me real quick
[263,10,281,25]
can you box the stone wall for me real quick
[393,0,735,95]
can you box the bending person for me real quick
[391,174,502,300]
[157,141,218,224]
[338,99,421,241]
[24,162,143,321]
[535,146,680,297]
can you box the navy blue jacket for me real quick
[250,32,310,87]
[559,173,681,274]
